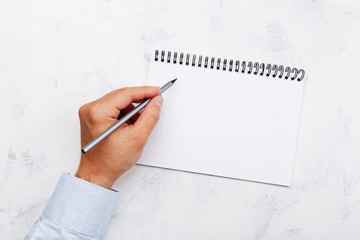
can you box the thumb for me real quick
[134,95,163,137]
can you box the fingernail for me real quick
[155,96,163,108]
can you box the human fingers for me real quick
[101,86,161,111]
[134,95,163,139]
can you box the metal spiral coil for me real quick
[154,50,305,81]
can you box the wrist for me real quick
[75,168,114,189]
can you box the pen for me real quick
[81,79,177,154]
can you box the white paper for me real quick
[139,54,304,186]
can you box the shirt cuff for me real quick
[42,173,119,237]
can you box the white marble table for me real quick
[1,0,360,239]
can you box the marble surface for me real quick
[1,0,360,239]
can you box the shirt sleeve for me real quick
[24,173,119,240]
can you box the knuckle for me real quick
[78,104,87,116]
[133,132,147,146]
[149,108,160,122]
[78,105,85,117]
[129,134,147,152]
[85,104,101,123]
[117,87,131,99]
[120,87,129,94]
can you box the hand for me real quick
[76,86,163,189]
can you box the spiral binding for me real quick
[154,50,305,81]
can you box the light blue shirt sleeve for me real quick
[24,173,119,240]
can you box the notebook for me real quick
[139,50,305,186]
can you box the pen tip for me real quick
[171,78,177,84]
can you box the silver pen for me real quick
[81,79,177,154]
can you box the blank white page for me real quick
[139,53,305,186]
